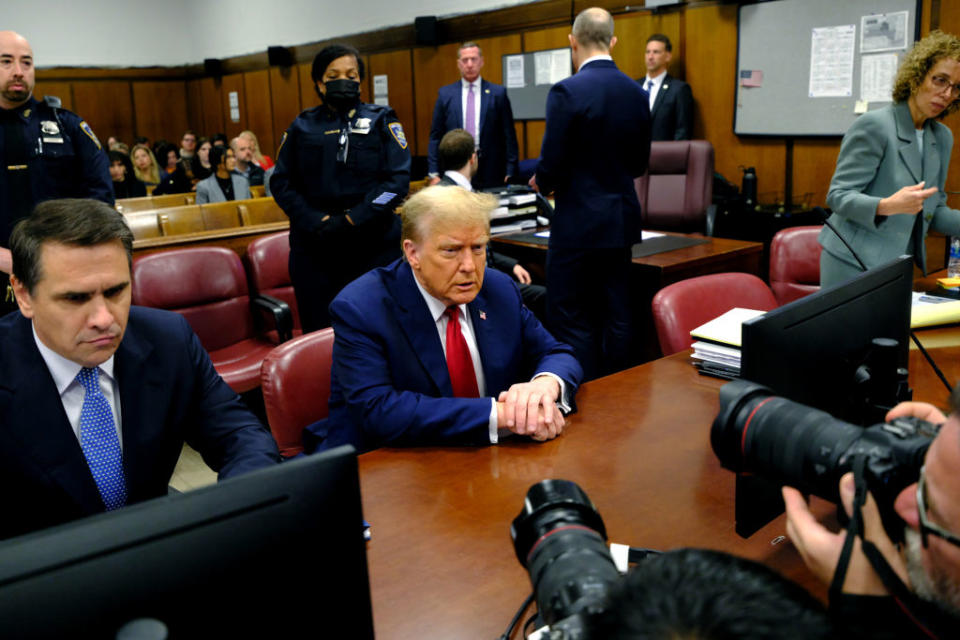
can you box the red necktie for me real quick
[445,307,479,397]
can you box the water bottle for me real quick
[949,237,960,278]
[741,166,757,208]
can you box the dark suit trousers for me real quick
[546,247,632,381]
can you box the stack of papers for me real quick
[911,292,960,328]
[688,308,768,378]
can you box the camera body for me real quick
[712,379,939,541]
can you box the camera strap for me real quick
[832,456,949,639]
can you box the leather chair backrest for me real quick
[634,140,714,233]
[769,225,823,306]
[244,231,299,329]
[260,328,335,456]
[132,247,255,351]
[651,272,778,356]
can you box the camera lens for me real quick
[511,480,619,627]
[712,380,864,502]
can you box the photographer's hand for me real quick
[783,473,908,596]
[885,401,947,424]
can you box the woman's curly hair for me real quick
[892,30,960,119]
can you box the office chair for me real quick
[769,225,823,306]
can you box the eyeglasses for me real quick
[929,74,960,98]
[917,465,960,548]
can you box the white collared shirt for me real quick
[443,170,474,191]
[33,325,123,447]
[643,70,667,112]
[412,274,500,442]
[578,53,613,71]
[460,77,482,143]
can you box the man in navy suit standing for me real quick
[0,198,280,539]
[428,42,519,189]
[640,34,694,141]
[532,7,651,380]
[304,186,582,454]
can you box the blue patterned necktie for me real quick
[76,367,127,510]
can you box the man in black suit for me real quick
[532,7,651,380]
[640,34,694,141]
[0,198,280,539]
[437,128,546,319]
[428,42,519,189]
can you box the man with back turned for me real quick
[531,7,650,379]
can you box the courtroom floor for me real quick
[170,444,217,491]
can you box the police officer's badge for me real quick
[79,121,102,149]
[40,120,63,144]
[388,122,407,149]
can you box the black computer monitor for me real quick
[0,446,374,640]
[740,255,914,425]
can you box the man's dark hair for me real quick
[593,548,833,639]
[209,145,229,170]
[212,133,228,146]
[438,129,476,174]
[133,135,149,146]
[647,33,672,52]
[311,44,365,83]
[181,129,196,139]
[11,199,134,294]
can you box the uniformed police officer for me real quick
[0,31,113,313]
[271,44,411,332]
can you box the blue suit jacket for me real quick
[428,79,519,189]
[821,101,960,282]
[536,59,651,249]
[644,74,693,141]
[305,259,582,453]
[0,307,280,539]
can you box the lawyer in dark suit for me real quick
[532,8,650,380]
[427,42,519,189]
[640,34,693,141]
[0,199,280,540]
[304,186,582,454]
[820,32,960,287]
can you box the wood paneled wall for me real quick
[30,0,959,208]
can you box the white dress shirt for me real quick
[643,70,667,112]
[443,170,473,190]
[33,326,123,447]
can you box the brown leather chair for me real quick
[244,230,300,340]
[131,247,280,393]
[651,272,778,356]
[260,329,335,457]
[769,225,823,306]
[634,140,714,234]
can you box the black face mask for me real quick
[323,79,361,111]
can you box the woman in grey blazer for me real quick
[820,31,960,286]
[195,145,251,204]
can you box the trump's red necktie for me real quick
[445,306,479,397]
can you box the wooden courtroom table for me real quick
[492,231,764,362]
[359,323,960,639]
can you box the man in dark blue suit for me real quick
[427,42,519,189]
[0,199,280,539]
[640,34,694,141]
[532,7,651,380]
[304,186,582,453]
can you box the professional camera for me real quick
[712,379,939,542]
[510,479,621,639]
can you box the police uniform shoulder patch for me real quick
[79,121,102,150]
[387,122,407,149]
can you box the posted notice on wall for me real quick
[860,53,898,103]
[861,11,908,53]
[373,74,389,107]
[809,24,855,97]
[228,91,240,123]
[534,50,570,86]
[505,55,525,89]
